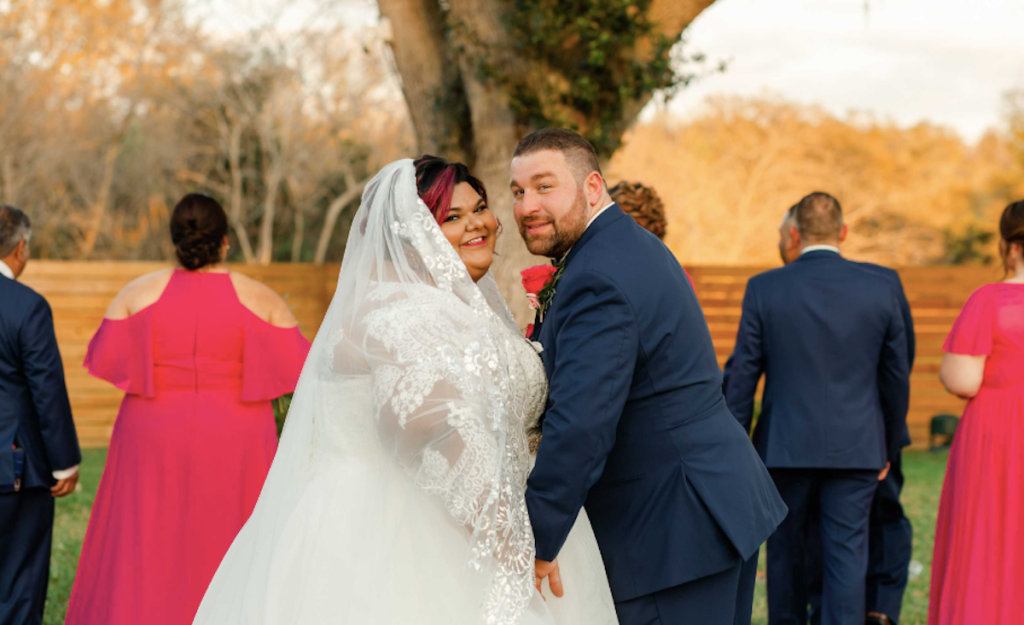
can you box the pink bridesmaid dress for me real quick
[65,270,310,625]
[929,283,1024,625]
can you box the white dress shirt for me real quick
[800,244,841,256]
[586,201,617,230]
[0,259,79,480]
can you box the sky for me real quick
[658,0,1024,141]
[200,0,1024,143]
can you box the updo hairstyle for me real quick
[1000,200,1024,275]
[170,193,229,271]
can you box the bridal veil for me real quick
[192,159,545,625]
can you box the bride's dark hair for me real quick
[413,155,488,224]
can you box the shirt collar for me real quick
[800,244,841,256]
[586,201,616,230]
[0,259,13,280]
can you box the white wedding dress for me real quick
[192,160,617,625]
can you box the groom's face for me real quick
[510,150,590,259]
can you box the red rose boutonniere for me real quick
[521,261,565,334]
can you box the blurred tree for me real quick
[941,225,995,265]
[0,0,412,264]
[608,95,1024,268]
[377,0,718,318]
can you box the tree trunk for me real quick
[314,175,369,264]
[379,0,721,324]
[1,154,16,206]
[256,112,285,266]
[378,0,468,161]
[79,143,121,258]
[459,69,538,324]
[291,195,305,263]
[257,164,283,265]
[445,0,544,325]
[226,120,256,263]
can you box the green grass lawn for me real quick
[44,448,948,624]
[45,447,107,625]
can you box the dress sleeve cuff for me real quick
[52,465,79,480]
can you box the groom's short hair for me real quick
[0,204,31,258]
[513,128,602,185]
[794,192,843,243]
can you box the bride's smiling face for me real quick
[439,182,498,283]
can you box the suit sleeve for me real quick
[898,283,915,370]
[526,271,638,562]
[724,280,765,433]
[878,289,910,464]
[20,297,81,473]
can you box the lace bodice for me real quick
[510,334,548,450]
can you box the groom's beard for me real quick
[521,189,590,260]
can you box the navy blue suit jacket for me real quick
[0,274,81,490]
[724,251,910,469]
[854,262,915,448]
[722,261,916,447]
[525,206,787,602]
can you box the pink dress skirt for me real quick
[929,283,1024,625]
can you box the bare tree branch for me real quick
[314,169,370,265]
[78,143,121,258]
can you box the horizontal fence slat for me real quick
[19,261,992,448]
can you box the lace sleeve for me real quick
[361,288,503,527]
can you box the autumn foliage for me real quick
[3,2,1024,271]
[609,95,1024,267]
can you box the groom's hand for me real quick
[534,558,564,599]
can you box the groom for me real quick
[514,128,788,625]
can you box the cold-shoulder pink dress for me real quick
[929,283,1024,625]
[65,269,311,625]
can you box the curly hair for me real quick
[609,181,667,240]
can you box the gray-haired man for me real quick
[0,205,81,625]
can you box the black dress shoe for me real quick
[866,614,892,625]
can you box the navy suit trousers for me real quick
[615,553,759,625]
[808,454,913,624]
[768,469,878,625]
[0,489,54,625]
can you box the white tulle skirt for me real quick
[192,427,617,625]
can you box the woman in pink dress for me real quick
[930,200,1024,625]
[65,194,311,625]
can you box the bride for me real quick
[193,157,617,625]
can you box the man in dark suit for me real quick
[724,193,910,625]
[0,205,81,625]
[757,204,916,625]
[514,128,788,625]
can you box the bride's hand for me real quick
[534,558,564,599]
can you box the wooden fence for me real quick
[20,261,1001,448]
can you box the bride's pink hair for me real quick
[413,155,488,224]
